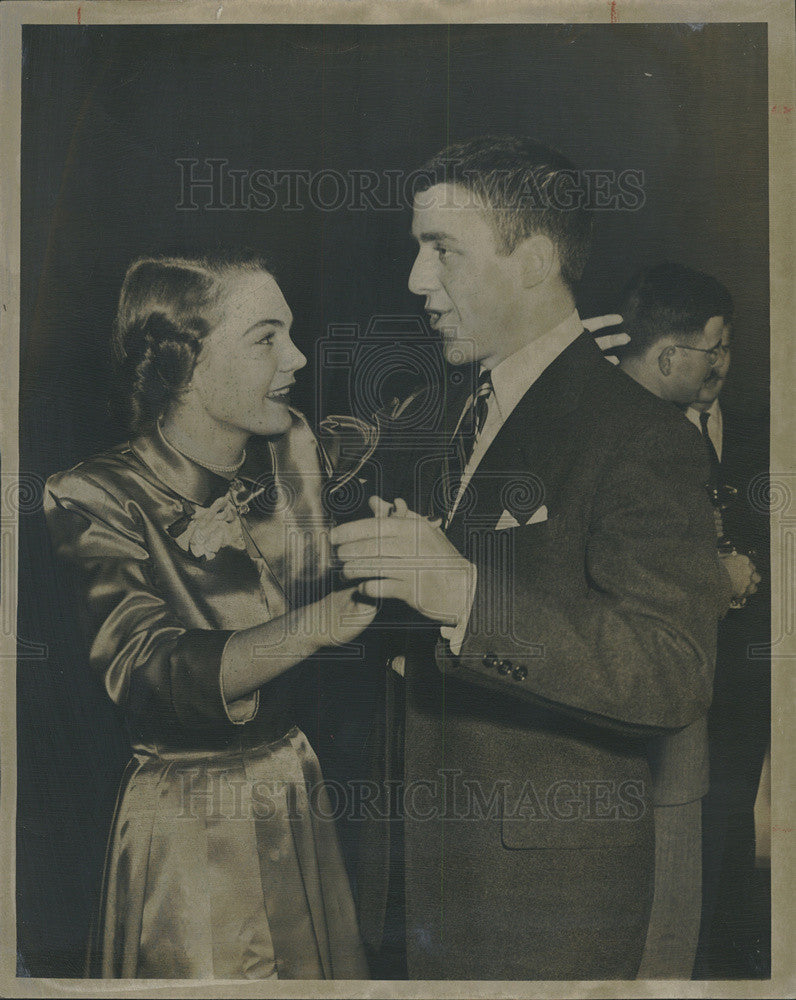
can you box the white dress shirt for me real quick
[440,309,585,655]
[448,309,584,519]
[686,398,723,461]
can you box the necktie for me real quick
[699,410,721,488]
[445,369,493,518]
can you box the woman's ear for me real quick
[518,233,556,288]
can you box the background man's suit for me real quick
[693,403,770,977]
[358,329,731,980]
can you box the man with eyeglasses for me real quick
[619,265,729,407]
[617,260,762,978]
[618,263,759,613]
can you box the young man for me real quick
[334,137,732,980]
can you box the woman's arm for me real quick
[45,470,375,732]
[220,586,376,702]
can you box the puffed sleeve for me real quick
[44,470,258,733]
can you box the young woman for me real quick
[44,256,375,979]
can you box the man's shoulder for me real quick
[588,354,670,413]
[563,353,712,514]
[575,349,696,450]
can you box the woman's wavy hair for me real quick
[110,254,272,432]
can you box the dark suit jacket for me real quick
[711,405,770,685]
[648,405,770,814]
[698,404,770,966]
[358,332,731,980]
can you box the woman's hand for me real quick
[583,314,629,365]
[330,497,476,626]
[299,585,379,647]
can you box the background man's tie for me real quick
[699,409,721,488]
[445,369,494,520]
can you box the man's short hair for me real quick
[415,136,594,291]
[618,261,733,359]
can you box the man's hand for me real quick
[330,497,476,625]
[720,551,762,605]
[583,313,629,365]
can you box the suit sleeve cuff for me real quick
[439,562,478,657]
[169,629,259,729]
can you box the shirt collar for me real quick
[686,397,722,429]
[130,422,244,506]
[486,310,584,422]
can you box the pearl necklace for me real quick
[159,423,246,476]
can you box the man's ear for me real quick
[657,346,675,376]
[518,233,556,288]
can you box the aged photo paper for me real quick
[1,1,793,997]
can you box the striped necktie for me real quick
[445,369,494,518]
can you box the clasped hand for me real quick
[330,497,476,625]
[720,550,762,606]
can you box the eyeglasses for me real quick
[673,342,729,364]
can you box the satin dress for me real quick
[44,413,369,980]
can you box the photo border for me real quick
[1,2,793,997]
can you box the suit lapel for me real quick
[415,371,475,522]
[445,332,601,546]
